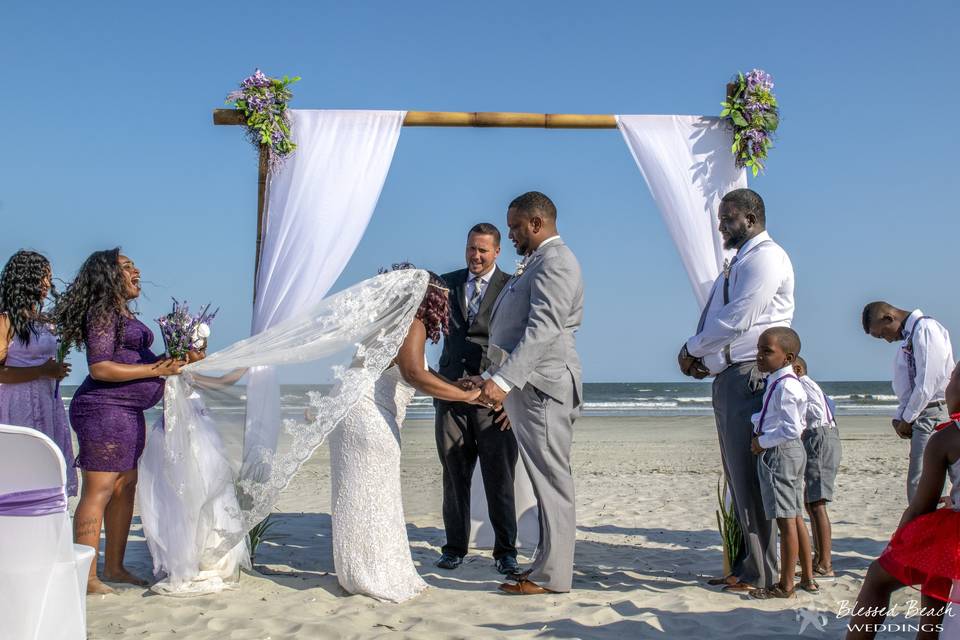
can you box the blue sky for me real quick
[3,1,958,383]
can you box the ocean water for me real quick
[409,381,898,419]
[59,380,899,420]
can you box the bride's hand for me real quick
[463,388,483,404]
[493,409,511,431]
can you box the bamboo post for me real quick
[252,145,269,302]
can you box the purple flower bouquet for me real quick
[226,68,300,172]
[156,300,218,360]
[720,69,779,176]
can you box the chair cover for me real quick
[0,424,93,640]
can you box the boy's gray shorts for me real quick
[757,439,806,519]
[802,427,841,503]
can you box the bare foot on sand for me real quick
[87,578,115,595]
[102,567,150,587]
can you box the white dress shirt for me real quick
[891,309,954,423]
[485,235,562,393]
[800,375,836,429]
[464,266,495,313]
[686,231,795,375]
[752,364,807,449]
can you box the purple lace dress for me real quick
[0,323,78,496]
[69,313,164,472]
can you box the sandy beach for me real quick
[81,415,926,639]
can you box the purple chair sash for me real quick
[0,486,67,516]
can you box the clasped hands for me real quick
[892,418,913,440]
[457,375,511,430]
[677,344,710,380]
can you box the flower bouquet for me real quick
[720,69,779,176]
[156,300,218,360]
[226,68,300,172]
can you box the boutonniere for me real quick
[515,255,531,278]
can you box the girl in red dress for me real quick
[846,362,960,640]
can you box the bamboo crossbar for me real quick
[213,109,618,129]
[218,107,622,302]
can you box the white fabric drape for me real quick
[244,109,406,471]
[139,270,430,594]
[469,460,539,550]
[617,115,747,307]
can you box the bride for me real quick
[330,266,482,602]
[137,267,486,599]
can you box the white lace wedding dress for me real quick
[328,362,429,603]
[136,270,432,596]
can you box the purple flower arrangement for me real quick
[156,300,218,360]
[225,69,300,172]
[720,69,779,176]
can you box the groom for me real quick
[468,191,584,595]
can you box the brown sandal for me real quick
[749,585,796,599]
[799,580,820,593]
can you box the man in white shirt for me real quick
[862,302,957,501]
[677,188,795,593]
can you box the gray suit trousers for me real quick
[713,362,777,589]
[907,404,960,502]
[504,379,578,592]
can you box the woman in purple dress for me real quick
[54,249,186,594]
[0,250,76,495]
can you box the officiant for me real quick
[434,223,520,575]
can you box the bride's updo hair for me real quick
[380,262,450,344]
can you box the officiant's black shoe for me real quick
[436,553,463,570]
[496,555,521,575]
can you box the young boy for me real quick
[749,327,817,598]
[861,301,955,501]
[793,356,842,578]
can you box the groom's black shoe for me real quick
[436,553,463,570]
[496,555,521,575]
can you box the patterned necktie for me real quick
[467,278,484,324]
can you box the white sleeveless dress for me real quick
[328,364,429,602]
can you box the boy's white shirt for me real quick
[751,364,807,449]
[800,374,836,429]
[891,309,954,423]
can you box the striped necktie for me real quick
[467,278,484,324]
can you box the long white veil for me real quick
[137,269,429,594]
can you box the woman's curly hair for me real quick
[0,250,52,346]
[52,248,128,351]
[418,271,450,344]
[381,262,450,344]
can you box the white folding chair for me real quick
[0,424,94,640]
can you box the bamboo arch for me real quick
[213,109,619,298]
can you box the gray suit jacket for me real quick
[486,238,583,405]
